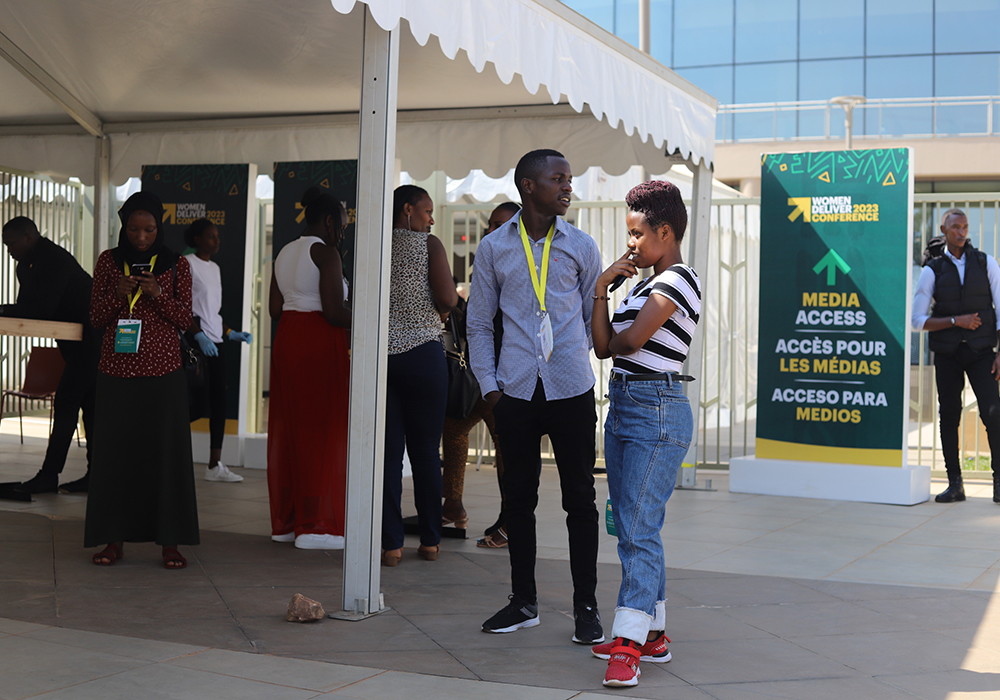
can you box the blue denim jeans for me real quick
[604,376,692,644]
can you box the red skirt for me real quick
[267,311,349,536]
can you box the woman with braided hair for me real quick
[266,186,351,550]
[589,180,701,688]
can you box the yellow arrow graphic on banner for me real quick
[162,203,176,225]
[787,197,811,222]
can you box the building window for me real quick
[799,0,865,60]
[733,62,798,140]
[735,0,797,64]
[935,1,1000,54]
[865,55,933,135]
[674,0,734,67]
[798,58,865,138]
[866,0,934,57]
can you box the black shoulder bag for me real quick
[443,312,480,421]
[171,265,209,420]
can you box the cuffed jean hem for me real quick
[611,600,666,642]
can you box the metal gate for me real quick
[0,167,84,415]
[440,192,1000,474]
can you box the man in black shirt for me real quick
[1,217,100,493]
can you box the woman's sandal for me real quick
[162,546,187,570]
[92,542,124,566]
[476,528,507,548]
[442,511,469,529]
[381,548,402,567]
[417,544,440,561]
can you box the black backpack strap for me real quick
[977,249,989,276]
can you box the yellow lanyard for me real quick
[519,219,555,313]
[124,254,157,314]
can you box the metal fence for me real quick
[912,194,1000,473]
[442,193,1000,474]
[0,167,84,416]
[718,96,1000,143]
[5,172,994,474]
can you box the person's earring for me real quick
[407,213,412,230]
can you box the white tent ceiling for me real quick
[0,0,716,185]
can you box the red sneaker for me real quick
[592,632,671,663]
[603,638,641,687]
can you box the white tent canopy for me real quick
[0,0,717,618]
[0,0,715,184]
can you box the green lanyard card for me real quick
[115,319,142,353]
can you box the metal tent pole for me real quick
[678,158,714,490]
[93,136,111,264]
[334,6,398,621]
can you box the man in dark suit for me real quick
[1,217,100,493]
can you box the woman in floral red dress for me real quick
[84,192,199,569]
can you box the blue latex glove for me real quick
[229,331,252,345]
[194,331,219,357]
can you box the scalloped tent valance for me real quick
[0,0,715,184]
[330,0,716,168]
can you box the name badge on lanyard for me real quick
[115,319,142,353]
[115,256,157,354]
[520,219,555,362]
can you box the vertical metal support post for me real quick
[335,7,398,620]
[93,135,111,264]
[679,158,713,488]
[638,0,651,54]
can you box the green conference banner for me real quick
[272,160,358,284]
[756,148,912,467]
[141,164,253,427]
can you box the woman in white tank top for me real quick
[267,187,352,551]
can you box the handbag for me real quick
[443,311,480,421]
[180,328,211,421]
[179,330,207,390]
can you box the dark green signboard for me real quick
[272,160,358,284]
[757,149,912,467]
[141,164,253,425]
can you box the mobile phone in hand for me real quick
[131,263,152,277]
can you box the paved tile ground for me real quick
[2,424,1000,698]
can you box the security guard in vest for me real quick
[913,208,1000,504]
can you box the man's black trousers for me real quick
[40,337,100,476]
[934,343,1000,475]
[492,379,599,608]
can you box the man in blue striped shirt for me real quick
[468,149,605,645]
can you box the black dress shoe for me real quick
[59,474,89,494]
[935,483,966,503]
[19,472,58,494]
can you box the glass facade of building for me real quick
[561,0,1000,140]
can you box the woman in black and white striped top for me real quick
[589,180,701,689]
[608,263,700,375]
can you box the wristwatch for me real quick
[951,316,956,326]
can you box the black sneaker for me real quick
[572,605,604,644]
[19,471,58,494]
[59,474,89,494]
[482,595,539,633]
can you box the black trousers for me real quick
[205,342,227,451]
[493,379,599,608]
[382,340,448,550]
[41,337,100,476]
[934,343,1000,476]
